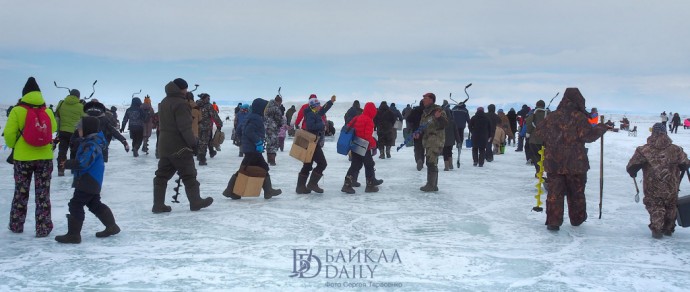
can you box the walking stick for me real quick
[599,115,604,219]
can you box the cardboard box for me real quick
[233,166,267,197]
[289,129,318,163]
[677,194,690,227]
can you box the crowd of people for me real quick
[3,76,689,244]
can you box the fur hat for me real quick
[84,100,106,116]
[173,78,188,90]
[81,116,100,136]
[22,77,41,96]
[652,123,667,134]
[275,95,282,103]
[70,89,80,98]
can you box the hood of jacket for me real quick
[378,102,389,112]
[647,132,673,150]
[557,87,587,114]
[21,91,46,106]
[165,82,186,100]
[63,95,80,105]
[251,98,268,117]
[130,97,142,108]
[362,102,377,119]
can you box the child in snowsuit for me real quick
[278,117,290,152]
[55,116,120,243]
[626,123,689,238]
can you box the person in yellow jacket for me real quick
[3,77,58,237]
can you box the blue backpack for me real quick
[337,122,356,155]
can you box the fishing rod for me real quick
[85,80,97,100]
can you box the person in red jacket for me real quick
[341,102,384,194]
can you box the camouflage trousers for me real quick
[9,160,53,237]
[643,194,677,234]
[197,128,214,161]
[425,147,442,172]
[266,131,280,154]
[545,173,588,227]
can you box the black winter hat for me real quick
[70,89,80,98]
[81,116,100,136]
[488,104,496,113]
[173,78,188,90]
[22,77,41,96]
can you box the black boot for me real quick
[307,172,324,193]
[296,173,311,194]
[152,182,172,213]
[55,214,83,244]
[379,146,385,159]
[365,178,379,193]
[443,160,450,171]
[222,172,241,200]
[263,174,282,199]
[58,158,66,176]
[341,175,356,194]
[93,207,120,238]
[449,155,454,169]
[190,197,213,211]
[386,146,392,158]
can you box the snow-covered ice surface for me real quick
[1,102,690,291]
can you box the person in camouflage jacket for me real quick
[534,88,608,231]
[195,93,222,165]
[416,93,448,192]
[264,95,284,165]
[627,123,690,238]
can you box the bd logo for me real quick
[290,249,322,278]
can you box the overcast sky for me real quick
[1,1,688,113]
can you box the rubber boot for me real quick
[222,172,242,200]
[443,160,450,171]
[420,167,439,192]
[449,155,454,169]
[262,174,282,199]
[189,196,213,211]
[307,172,324,193]
[341,175,356,194]
[386,146,392,158]
[379,145,386,159]
[352,171,361,187]
[267,153,277,166]
[55,214,83,244]
[152,182,172,213]
[94,207,120,238]
[365,178,379,193]
[296,173,311,194]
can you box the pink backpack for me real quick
[19,104,52,147]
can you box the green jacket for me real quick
[3,91,58,161]
[56,95,84,132]
[421,104,448,149]
[526,107,548,145]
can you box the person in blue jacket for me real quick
[296,94,336,194]
[55,116,120,244]
[222,98,282,200]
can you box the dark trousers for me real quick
[300,145,327,176]
[153,153,201,204]
[68,190,107,221]
[529,143,543,174]
[524,138,533,161]
[413,137,425,163]
[9,160,53,236]
[279,137,286,151]
[517,136,525,151]
[671,124,679,133]
[442,145,453,160]
[546,173,588,227]
[130,127,144,152]
[485,140,494,162]
[347,149,375,179]
[472,142,487,166]
[241,152,269,172]
[57,131,73,162]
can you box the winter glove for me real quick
[120,128,124,133]
[525,133,530,138]
[255,140,265,153]
[124,143,130,153]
